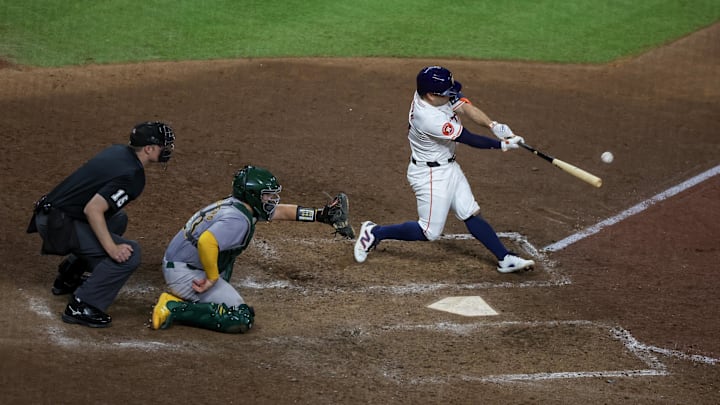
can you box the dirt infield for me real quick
[1,24,718,404]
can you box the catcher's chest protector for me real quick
[217,202,255,282]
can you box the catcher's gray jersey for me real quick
[164,196,253,267]
[162,197,255,306]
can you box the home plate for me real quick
[428,296,498,316]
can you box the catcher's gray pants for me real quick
[36,211,140,312]
[162,260,244,307]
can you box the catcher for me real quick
[151,165,353,333]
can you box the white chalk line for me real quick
[543,164,720,252]
[25,291,184,351]
[233,165,720,383]
[26,168,720,379]
[254,165,717,294]
[386,320,687,384]
[25,289,719,384]
[235,232,569,294]
[390,320,716,367]
[69,229,562,352]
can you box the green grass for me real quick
[0,0,718,67]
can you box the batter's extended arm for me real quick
[455,101,494,128]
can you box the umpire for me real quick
[27,121,175,328]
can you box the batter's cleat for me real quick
[152,292,182,330]
[354,221,377,263]
[497,254,535,273]
[61,295,111,328]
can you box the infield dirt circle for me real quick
[1,24,718,404]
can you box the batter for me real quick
[354,66,535,273]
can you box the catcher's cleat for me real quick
[497,254,535,273]
[152,292,182,330]
[354,221,377,263]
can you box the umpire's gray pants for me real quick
[36,211,140,312]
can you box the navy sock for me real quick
[464,215,508,260]
[374,221,427,242]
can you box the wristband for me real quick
[296,207,316,222]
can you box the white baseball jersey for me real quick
[407,92,481,240]
[408,91,464,163]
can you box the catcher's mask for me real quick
[129,121,176,163]
[232,165,281,221]
[416,66,462,98]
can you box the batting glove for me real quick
[490,121,515,140]
[500,135,523,151]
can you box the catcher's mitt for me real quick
[317,192,355,239]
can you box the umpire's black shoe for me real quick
[62,296,112,328]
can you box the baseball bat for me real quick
[519,142,602,188]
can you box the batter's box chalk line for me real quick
[23,292,720,371]
[542,164,720,253]
[236,231,569,294]
[383,320,720,384]
[25,292,190,352]
[441,231,569,287]
[250,165,720,294]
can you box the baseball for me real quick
[601,151,614,163]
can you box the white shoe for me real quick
[497,254,535,273]
[354,221,377,263]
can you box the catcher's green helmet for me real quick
[232,165,281,221]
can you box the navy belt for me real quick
[411,155,456,167]
[166,261,200,270]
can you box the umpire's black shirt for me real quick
[46,145,146,221]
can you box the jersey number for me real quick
[111,189,129,208]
